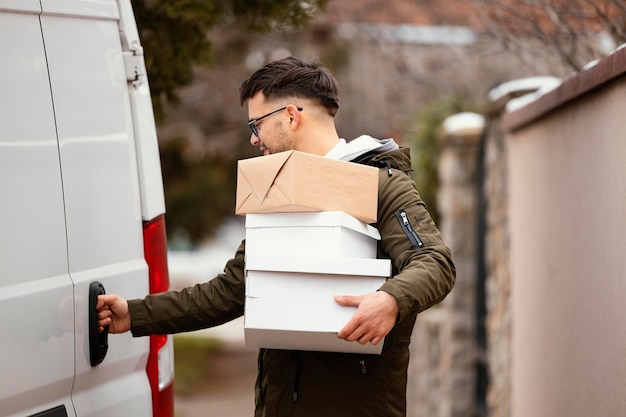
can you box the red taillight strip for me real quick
[143,215,169,294]
[143,215,174,417]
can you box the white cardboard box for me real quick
[244,255,391,354]
[245,211,380,259]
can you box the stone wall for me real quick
[482,110,512,417]
[407,79,561,417]
[407,115,484,417]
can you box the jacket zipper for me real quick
[257,349,265,403]
[395,209,425,249]
[293,351,302,402]
[359,359,367,374]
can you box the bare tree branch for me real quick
[471,0,626,74]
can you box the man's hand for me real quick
[96,294,131,334]
[334,291,399,345]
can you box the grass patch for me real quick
[173,334,222,394]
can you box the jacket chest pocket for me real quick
[395,208,425,249]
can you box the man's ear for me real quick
[286,104,301,130]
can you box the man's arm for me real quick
[375,169,456,319]
[97,240,247,337]
[335,167,456,344]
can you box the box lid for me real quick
[245,211,381,240]
[245,255,391,277]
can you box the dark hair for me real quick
[239,56,340,116]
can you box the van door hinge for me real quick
[123,46,146,87]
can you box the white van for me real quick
[0,1,174,416]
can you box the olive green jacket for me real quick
[128,146,456,417]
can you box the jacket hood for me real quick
[325,135,398,161]
[364,144,412,173]
[325,135,412,173]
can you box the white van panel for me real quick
[40,0,119,20]
[72,259,149,368]
[0,278,76,417]
[40,8,152,417]
[125,77,167,221]
[0,14,66,285]
[0,0,39,13]
[1,1,166,415]
[41,14,144,271]
[130,84,165,221]
[0,11,76,417]
[71,261,152,417]
[72,372,151,417]
[116,0,167,220]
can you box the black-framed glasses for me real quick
[247,106,303,138]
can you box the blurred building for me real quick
[158,0,571,155]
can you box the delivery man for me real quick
[97,56,456,417]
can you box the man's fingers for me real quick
[97,311,111,328]
[97,293,117,308]
[97,309,110,320]
[338,320,372,343]
[334,294,365,307]
[337,319,357,340]
[343,328,378,345]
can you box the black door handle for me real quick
[89,281,109,366]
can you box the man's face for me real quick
[247,92,293,156]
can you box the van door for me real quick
[39,0,152,416]
[0,2,77,417]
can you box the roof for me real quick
[318,0,483,28]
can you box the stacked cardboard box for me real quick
[236,150,378,223]
[236,151,390,354]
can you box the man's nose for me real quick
[250,133,260,146]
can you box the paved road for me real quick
[175,343,258,417]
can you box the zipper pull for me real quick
[383,160,392,176]
[359,359,367,374]
[400,211,409,225]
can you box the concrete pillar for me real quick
[407,112,484,417]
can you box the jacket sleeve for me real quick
[376,169,456,321]
[128,240,246,336]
